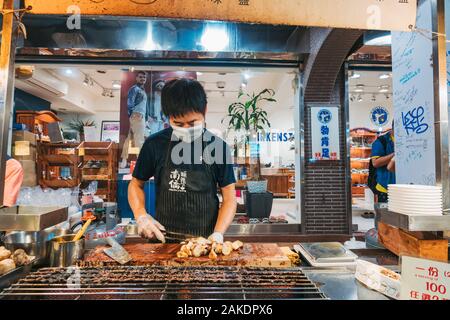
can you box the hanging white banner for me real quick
[391,0,436,186]
[310,105,340,161]
[25,0,417,31]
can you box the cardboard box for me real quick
[18,160,37,187]
[12,130,37,146]
[12,141,37,161]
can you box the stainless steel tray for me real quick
[297,242,358,263]
[0,259,38,290]
[0,206,68,231]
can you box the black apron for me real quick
[155,132,219,238]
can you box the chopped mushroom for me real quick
[0,246,11,261]
[232,240,244,250]
[0,259,15,275]
[12,249,31,267]
[176,251,189,258]
[222,242,233,256]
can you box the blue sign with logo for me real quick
[370,106,389,126]
[317,109,332,124]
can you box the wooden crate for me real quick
[378,222,448,262]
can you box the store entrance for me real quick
[12,63,301,228]
[347,66,393,234]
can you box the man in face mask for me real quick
[128,78,237,243]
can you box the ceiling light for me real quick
[197,72,203,76]
[357,94,363,102]
[83,75,90,86]
[242,70,252,80]
[201,25,229,51]
[64,69,73,75]
[112,81,121,89]
[350,72,361,79]
[379,85,390,93]
[354,88,364,93]
[379,73,390,79]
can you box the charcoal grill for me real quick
[0,266,327,300]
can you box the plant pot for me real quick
[246,180,268,193]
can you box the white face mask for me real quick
[172,123,204,143]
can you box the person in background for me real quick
[2,156,24,207]
[120,71,149,169]
[128,78,237,243]
[371,121,396,203]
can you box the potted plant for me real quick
[222,88,276,193]
[67,117,96,141]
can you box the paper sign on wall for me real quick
[400,256,450,300]
[310,106,340,161]
[391,0,436,186]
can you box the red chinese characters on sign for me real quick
[402,257,450,301]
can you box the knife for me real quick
[103,237,132,265]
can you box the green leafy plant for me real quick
[222,88,276,180]
[67,118,96,140]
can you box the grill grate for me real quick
[0,266,327,300]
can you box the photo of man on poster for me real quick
[120,71,149,168]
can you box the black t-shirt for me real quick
[132,128,236,189]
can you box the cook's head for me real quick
[136,71,147,85]
[162,78,207,128]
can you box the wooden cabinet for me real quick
[37,142,82,188]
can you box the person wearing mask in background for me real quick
[128,78,237,244]
[371,121,396,203]
[120,71,148,169]
[2,156,24,207]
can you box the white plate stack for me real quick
[387,184,443,215]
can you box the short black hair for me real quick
[161,78,207,117]
[136,71,146,77]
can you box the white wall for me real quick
[205,74,296,167]
[349,99,393,131]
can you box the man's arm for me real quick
[372,153,394,168]
[387,157,395,172]
[128,177,147,219]
[213,184,237,235]
[127,87,137,115]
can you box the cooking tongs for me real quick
[162,230,196,241]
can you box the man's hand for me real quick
[136,215,166,243]
[208,232,224,244]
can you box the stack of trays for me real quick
[293,242,358,267]
[387,184,442,216]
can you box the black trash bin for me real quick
[243,191,273,219]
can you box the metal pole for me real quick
[343,64,352,235]
[431,0,450,214]
[0,0,18,207]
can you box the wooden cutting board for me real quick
[83,243,292,268]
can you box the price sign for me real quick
[400,256,450,300]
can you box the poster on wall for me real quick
[310,105,340,161]
[391,0,436,186]
[101,121,120,143]
[119,70,196,168]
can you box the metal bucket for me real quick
[2,231,48,262]
[48,235,85,267]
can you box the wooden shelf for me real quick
[41,179,79,188]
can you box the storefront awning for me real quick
[25,0,417,32]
